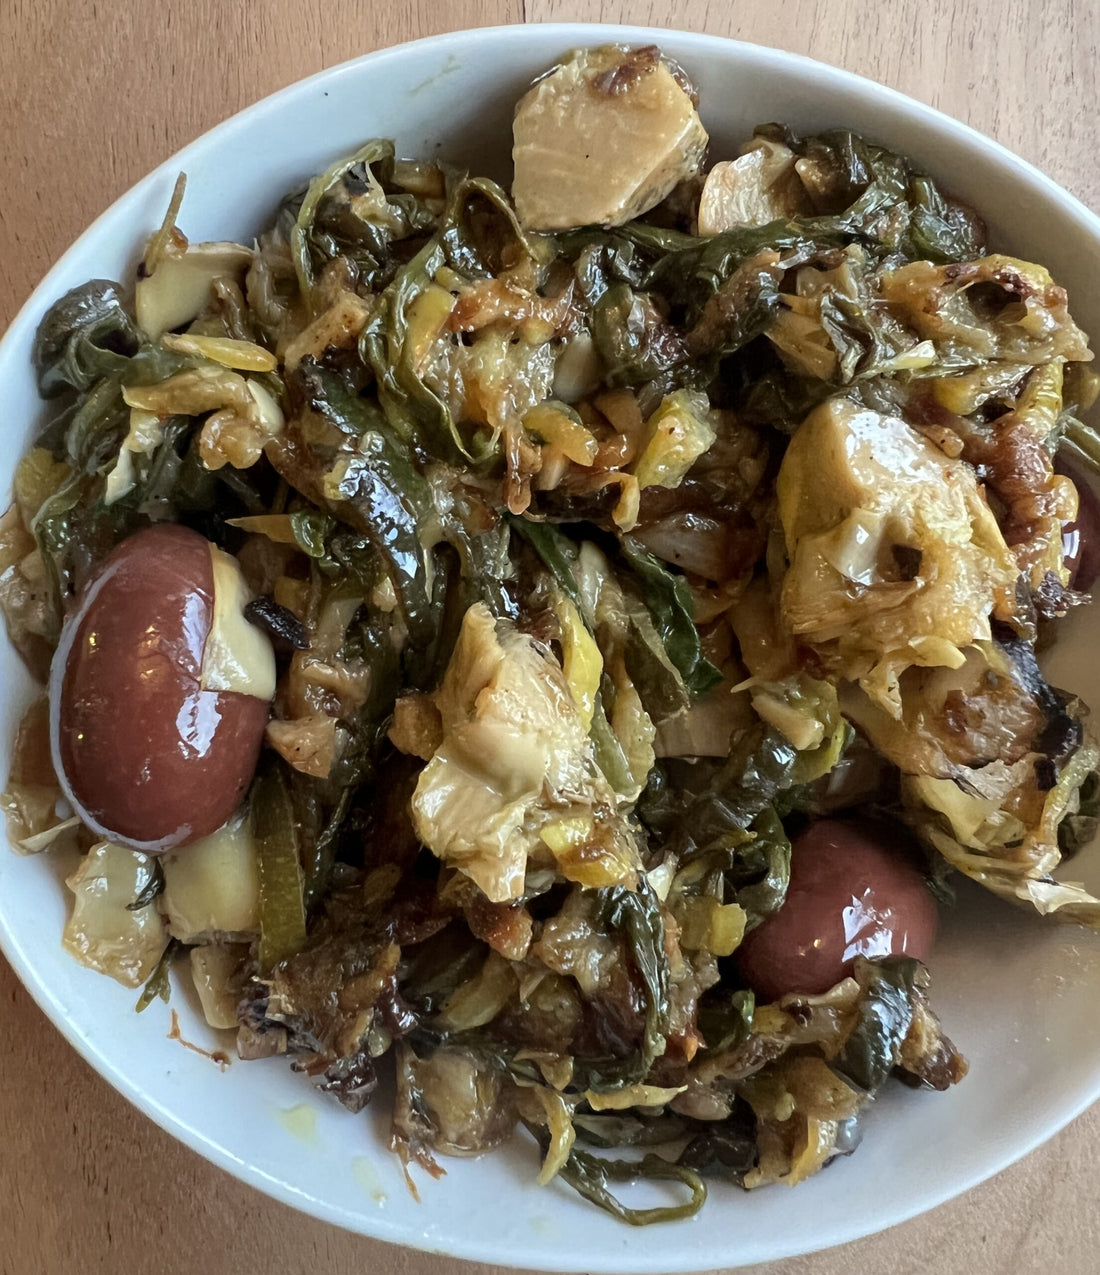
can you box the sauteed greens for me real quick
[4,45,1100,1220]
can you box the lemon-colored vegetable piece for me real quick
[411,604,641,901]
[551,594,601,728]
[539,816,596,857]
[632,389,716,490]
[525,402,598,465]
[437,951,518,1031]
[405,282,455,373]
[776,396,1019,716]
[672,895,747,957]
[532,1087,577,1184]
[161,332,277,372]
[584,1084,687,1111]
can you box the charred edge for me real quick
[244,596,310,650]
[591,46,661,96]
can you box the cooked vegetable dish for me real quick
[5,44,1100,1221]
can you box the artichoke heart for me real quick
[135,240,253,341]
[410,603,641,901]
[776,396,1019,716]
[512,45,707,232]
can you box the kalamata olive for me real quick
[735,818,937,1001]
[50,524,275,853]
[1056,457,1100,591]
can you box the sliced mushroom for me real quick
[512,45,708,232]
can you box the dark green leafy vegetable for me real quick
[301,785,353,910]
[1061,416,1100,477]
[696,986,755,1053]
[906,175,986,263]
[443,514,517,624]
[34,281,142,397]
[832,957,917,1093]
[685,252,785,358]
[571,1111,689,1149]
[753,124,984,262]
[591,282,687,386]
[288,509,336,557]
[559,1149,706,1225]
[528,1125,707,1225]
[588,693,637,795]
[119,416,212,516]
[135,938,180,1012]
[126,858,165,912]
[733,352,836,432]
[567,236,650,304]
[361,238,465,458]
[620,613,691,723]
[587,881,670,1088]
[619,538,721,697]
[290,138,437,298]
[676,1103,758,1180]
[293,360,436,650]
[34,279,192,398]
[508,515,584,608]
[295,359,384,438]
[1060,768,1100,857]
[642,724,797,845]
[441,176,549,280]
[644,223,843,319]
[730,808,793,929]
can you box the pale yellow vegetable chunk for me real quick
[64,842,168,988]
[190,944,246,1029]
[697,139,808,234]
[512,45,707,231]
[136,241,253,340]
[160,812,260,944]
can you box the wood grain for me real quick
[2,3,1098,1273]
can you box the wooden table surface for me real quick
[3,2,1099,1272]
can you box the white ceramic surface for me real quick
[3,23,1100,1273]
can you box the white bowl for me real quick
[3,22,1100,1273]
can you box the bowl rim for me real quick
[3,20,1100,1272]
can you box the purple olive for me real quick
[735,819,938,1001]
[1057,458,1100,591]
[51,524,273,853]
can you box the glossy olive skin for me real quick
[50,524,269,853]
[1058,458,1100,591]
[735,819,938,1001]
